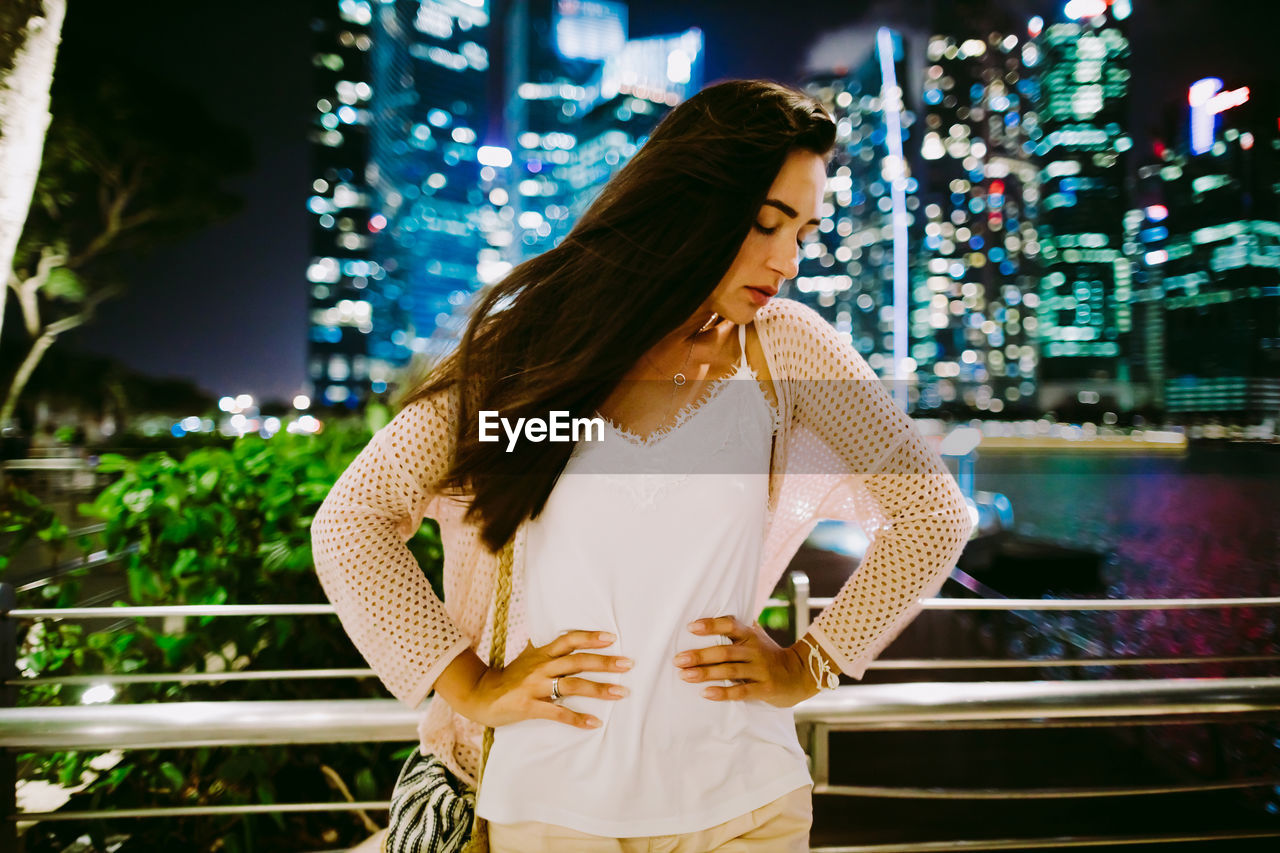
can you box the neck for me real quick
[663,308,721,348]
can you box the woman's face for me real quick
[704,147,827,326]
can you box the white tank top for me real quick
[475,323,813,836]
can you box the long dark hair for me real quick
[396,79,836,552]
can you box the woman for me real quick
[312,80,973,851]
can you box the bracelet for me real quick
[797,637,840,691]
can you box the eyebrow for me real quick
[762,198,820,227]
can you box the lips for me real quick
[746,286,777,306]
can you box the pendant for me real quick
[673,373,686,386]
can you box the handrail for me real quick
[812,595,1280,610]
[9,594,1280,622]
[20,801,391,822]
[8,604,340,619]
[12,668,379,686]
[790,677,1280,728]
[11,654,1280,688]
[865,654,1280,670]
[1,458,97,472]
[3,678,1277,752]
[5,581,1278,847]
[808,829,1280,851]
[0,698,421,750]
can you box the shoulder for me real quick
[754,297,848,356]
[754,297,877,381]
[755,296,824,332]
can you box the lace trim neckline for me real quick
[594,362,777,449]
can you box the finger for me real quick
[691,616,751,642]
[548,630,615,657]
[528,700,602,730]
[557,676,630,700]
[674,644,748,668]
[700,682,753,701]
[548,652,631,676]
[679,662,752,683]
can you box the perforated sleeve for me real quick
[779,300,974,679]
[311,392,473,708]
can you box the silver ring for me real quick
[550,676,562,701]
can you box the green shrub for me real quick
[15,411,444,852]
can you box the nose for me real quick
[769,244,800,280]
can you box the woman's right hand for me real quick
[467,631,632,730]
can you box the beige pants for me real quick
[487,784,812,852]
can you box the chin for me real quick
[718,305,759,326]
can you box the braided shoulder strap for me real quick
[460,536,515,853]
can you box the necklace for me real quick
[642,312,720,387]
[639,312,720,432]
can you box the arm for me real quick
[310,390,476,708]
[777,301,974,680]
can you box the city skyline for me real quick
[48,0,1279,407]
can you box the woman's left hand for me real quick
[673,616,816,708]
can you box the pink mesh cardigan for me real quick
[311,297,974,788]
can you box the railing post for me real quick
[1,582,18,853]
[957,449,975,499]
[788,570,810,643]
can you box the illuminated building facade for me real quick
[306,0,380,407]
[798,29,918,409]
[1122,169,1169,413]
[504,0,702,257]
[916,23,1041,418]
[367,0,500,372]
[1147,82,1280,421]
[1031,0,1136,411]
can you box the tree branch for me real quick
[16,247,67,337]
[42,307,91,338]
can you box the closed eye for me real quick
[754,222,808,248]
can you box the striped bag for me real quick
[382,539,515,853]
[383,751,476,852]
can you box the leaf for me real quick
[364,401,390,433]
[122,488,154,514]
[258,780,285,830]
[217,753,253,785]
[759,605,790,631]
[198,468,220,494]
[354,767,376,802]
[159,761,184,791]
[44,266,87,301]
[171,548,199,577]
[105,764,134,793]
[158,517,195,545]
[257,539,292,573]
[93,454,132,473]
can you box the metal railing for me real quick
[4,575,1280,851]
[2,684,1278,848]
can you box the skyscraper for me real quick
[799,28,919,410]
[306,0,380,407]
[307,0,703,404]
[1031,0,1135,412]
[1147,79,1280,421]
[916,21,1041,418]
[504,0,702,256]
[367,0,500,370]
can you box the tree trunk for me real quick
[0,0,67,344]
[0,328,56,429]
[0,302,91,430]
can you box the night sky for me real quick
[53,0,1275,405]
